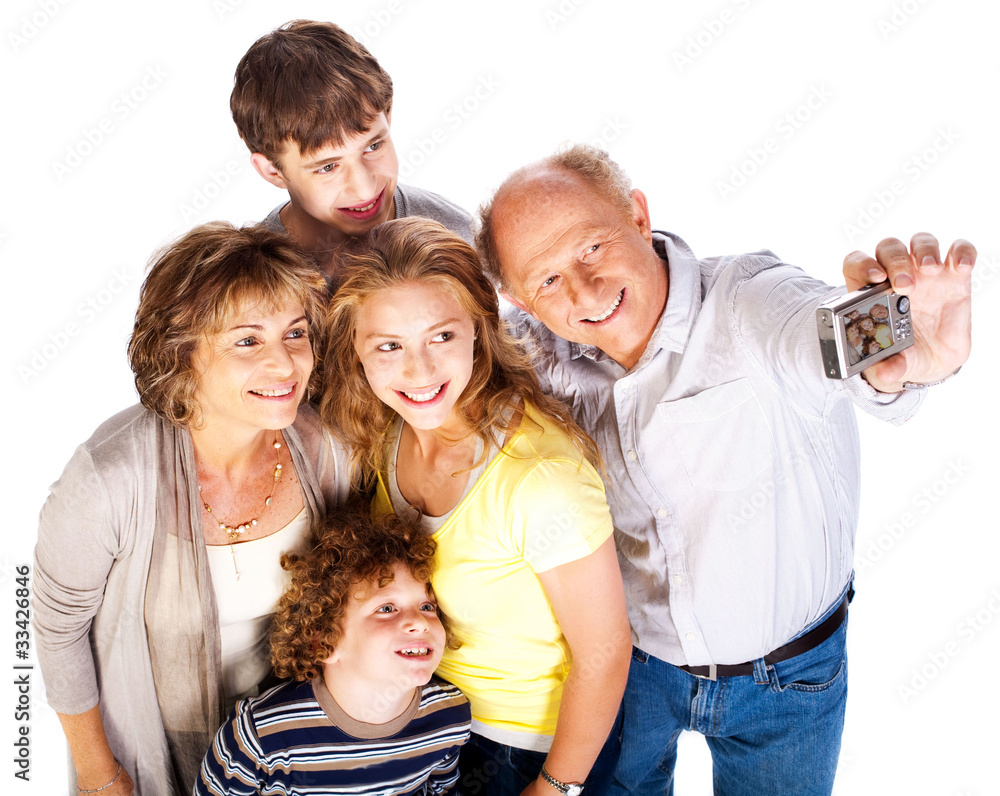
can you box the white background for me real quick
[3,0,998,793]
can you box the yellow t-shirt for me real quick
[374,404,613,744]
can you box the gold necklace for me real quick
[199,433,283,579]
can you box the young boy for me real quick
[194,509,471,795]
[231,19,474,281]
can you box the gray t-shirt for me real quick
[261,183,474,244]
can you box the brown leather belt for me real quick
[678,590,851,681]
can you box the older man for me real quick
[476,145,973,795]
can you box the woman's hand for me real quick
[520,777,547,796]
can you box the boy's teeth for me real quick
[349,198,377,211]
[251,387,293,397]
[403,385,443,402]
[586,290,623,322]
[399,647,430,656]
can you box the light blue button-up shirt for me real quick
[514,232,923,666]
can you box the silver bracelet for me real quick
[901,365,963,390]
[77,763,122,793]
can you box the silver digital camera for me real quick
[816,282,913,379]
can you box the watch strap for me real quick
[540,766,584,795]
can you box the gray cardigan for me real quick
[33,403,349,795]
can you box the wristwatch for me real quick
[540,766,584,796]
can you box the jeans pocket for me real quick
[506,746,546,782]
[781,656,846,693]
[773,621,848,693]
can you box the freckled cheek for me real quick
[297,350,315,379]
[360,358,396,394]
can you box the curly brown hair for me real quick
[320,217,601,489]
[270,505,454,682]
[127,221,328,428]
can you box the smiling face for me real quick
[190,301,312,435]
[252,112,398,247]
[492,167,668,370]
[353,281,476,435]
[324,563,446,706]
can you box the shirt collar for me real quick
[569,231,702,366]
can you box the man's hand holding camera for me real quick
[843,232,975,392]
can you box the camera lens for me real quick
[897,296,910,314]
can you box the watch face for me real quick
[566,786,584,796]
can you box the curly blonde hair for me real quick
[319,217,600,489]
[270,505,453,682]
[128,221,328,427]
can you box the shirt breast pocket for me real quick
[654,379,775,492]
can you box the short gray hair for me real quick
[476,144,633,290]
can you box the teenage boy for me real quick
[194,509,471,795]
[231,20,473,281]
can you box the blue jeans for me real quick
[608,614,848,796]
[457,702,623,795]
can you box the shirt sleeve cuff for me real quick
[843,371,926,425]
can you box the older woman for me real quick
[33,222,348,795]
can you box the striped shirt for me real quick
[194,677,470,795]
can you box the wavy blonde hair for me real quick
[320,217,600,488]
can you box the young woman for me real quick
[321,217,631,795]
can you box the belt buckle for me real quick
[692,664,717,681]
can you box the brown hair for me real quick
[127,221,328,427]
[231,19,393,167]
[476,143,634,291]
[270,504,453,682]
[320,217,600,488]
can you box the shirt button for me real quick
[656,508,668,519]
[627,450,638,461]
[685,632,696,640]
[673,574,683,585]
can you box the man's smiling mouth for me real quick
[584,289,624,323]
